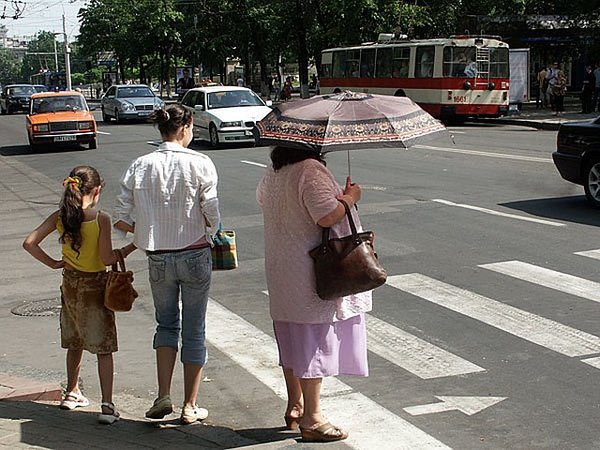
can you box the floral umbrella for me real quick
[257,91,447,154]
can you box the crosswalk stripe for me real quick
[480,260,600,303]
[367,315,485,379]
[207,299,450,449]
[574,249,600,260]
[386,274,600,357]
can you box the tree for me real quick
[0,49,21,84]
[20,31,57,82]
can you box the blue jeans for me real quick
[148,248,211,365]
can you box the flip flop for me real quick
[98,401,120,425]
[300,422,348,442]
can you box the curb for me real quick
[0,373,62,402]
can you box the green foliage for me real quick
[0,49,21,84]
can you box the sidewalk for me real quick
[475,99,600,130]
[0,156,308,450]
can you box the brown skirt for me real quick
[60,269,118,354]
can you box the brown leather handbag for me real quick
[309,199,387,300]
[104,249,138,312]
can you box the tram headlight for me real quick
[487,81,496,91]
[463,81,472,91]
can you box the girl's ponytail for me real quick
[59,166,103,255]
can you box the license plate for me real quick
[54,135,76,142]
[138,111,151,116]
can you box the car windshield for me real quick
[207,90,264,109]
[34,85,48,93]
[8,86,35,96]
[31,96,87,114]
[117,87,154,98]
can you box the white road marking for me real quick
[414,144,551,163]
[207,299,450,449]
[367,314,485,379]
[386,274,600,357]
[480,260,600,303]
[581,356,600,369]
[96,131,111,135]
[241,160,267,168]
[574,249,600,260]
[432,199,565,227]
[263,290,482,379]
[404,396,506,416]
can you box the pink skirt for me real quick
[273,313,368,379]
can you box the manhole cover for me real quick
[11,298,61,317]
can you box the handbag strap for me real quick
[111,249,126,272]
[320,199,359,246]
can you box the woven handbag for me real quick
[104,249,138,312]
[309,199,387,300]
[211,229,238,270]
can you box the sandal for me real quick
[60,391,90,410]
[300,422,348,442]
[98,401,120,425]
[284,414,302,431]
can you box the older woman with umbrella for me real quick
[256,92,446,442]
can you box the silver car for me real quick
[101,84,165,123]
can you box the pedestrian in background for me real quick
[593,62,600,112]
[536,66,547,108]
[546,62,562,114]
[23,165,136,425]
[256,146,371,443]
[551,70,567,116]
[114,104,220,425]
[581,65,595,114]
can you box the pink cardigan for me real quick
[256,159,372,324]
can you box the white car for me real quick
[180,86,272,147]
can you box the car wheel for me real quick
[102,108,110,122]
[209,123,220,148]
[89,138,98,150]
[0,105,5,115]
[584,160,600,207]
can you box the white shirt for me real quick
[114,141,220,251]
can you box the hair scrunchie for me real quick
[63,176,82,190]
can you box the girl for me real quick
[23,165,135,425]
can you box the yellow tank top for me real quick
[56,212,106,272]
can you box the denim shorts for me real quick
[147,248,211,365]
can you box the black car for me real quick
[552,116,600,206]
[0,84,36,115]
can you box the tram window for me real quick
[321,52,332,77]
[360,49,375,77]
[489,48,509,78]
[375,47,393,78]
[345,50,361,77]
[392,47,410,78]
[332,51,347,78]
[415,46,434,78]
[443,47,476,77]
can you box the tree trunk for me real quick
[295,0,310,98]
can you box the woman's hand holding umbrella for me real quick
[339,176,361,209]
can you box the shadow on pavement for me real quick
[500,195,600,227]
[0,400,293,449]
[0,144,88,156]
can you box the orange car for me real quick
[26,91,97,149]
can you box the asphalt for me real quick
[0,97,598,450]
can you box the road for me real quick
[1,112,599,449]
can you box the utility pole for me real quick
[53,37,58,71]
[63,15,72,90]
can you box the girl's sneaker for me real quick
[60,391,90,410]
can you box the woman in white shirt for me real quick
[114,104,220,425]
